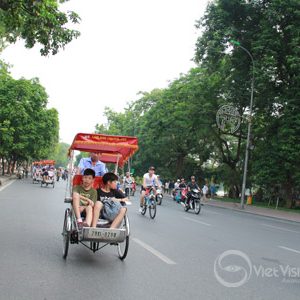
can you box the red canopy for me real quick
[69,133,138,167]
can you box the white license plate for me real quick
[86,229,119,240]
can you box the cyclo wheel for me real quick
[194,200,201,214]
[62,208,71,259]
[149,199,157,219]
[118,215,130,260]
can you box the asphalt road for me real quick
[0,179,299,300]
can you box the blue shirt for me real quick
[78,157,107,176]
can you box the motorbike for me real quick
[173,187,188,203]
[184,188,201,214]
[17,169,24,179]
[155,187,163,205]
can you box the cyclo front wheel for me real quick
[149,199,157,219]
[62,208,71,259]
[118,215,130,260]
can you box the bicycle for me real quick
[141,187,157,219]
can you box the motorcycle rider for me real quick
[123,171,133,197]
[139,166,161,213]
[186,176,201,207]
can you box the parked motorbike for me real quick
[184,188,201,214]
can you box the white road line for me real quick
[183,217,211,226]
[204,209,224,216]
[132,238,176,265]
[0,180,16,192]
[278,246,300,254]
[261,223,300,234]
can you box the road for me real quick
[0,179,299,300]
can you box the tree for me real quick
[0,65,59,173]
[0,0,80,55]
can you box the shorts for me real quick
[101,200,122,222]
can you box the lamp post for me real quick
[230,40,254,209]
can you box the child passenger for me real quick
[91,172,127,229]
[72,168,97,228]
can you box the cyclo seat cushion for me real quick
[72,175,103,189]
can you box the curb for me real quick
[204,202,300,225]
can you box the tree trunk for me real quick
[285,178,293,209]
[1,157,4,176]
[175,154,185,178]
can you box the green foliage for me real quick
[95,0,300,207]
[0,0,80,55]
[51,142,70,167]
[0,63,59,168]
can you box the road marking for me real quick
[204,209,224,216]
[278,246,300,254]
[0,180,16,192]
[132,238,176,265]
[261,223,299,234]
[183,217,211,226]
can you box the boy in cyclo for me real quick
[72,168,97,229]
[91,172,127,229]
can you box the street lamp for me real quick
[230,40,255,209]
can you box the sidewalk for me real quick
[0,175,16,188]
[204,198,300,223]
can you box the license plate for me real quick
[86,228,119,240]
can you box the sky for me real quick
[1,0,209,144]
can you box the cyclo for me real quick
[62,133,138,260]
[32,161,42,184]
[40,160,56,188]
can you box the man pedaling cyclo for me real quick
[139,166,161,213]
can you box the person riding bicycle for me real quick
[186,176,200,207]
[139,166,161,213]
[123,171,133,197]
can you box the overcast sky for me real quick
[1,0,208,144]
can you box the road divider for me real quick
[132,238,176,265]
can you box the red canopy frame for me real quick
[69,133,138,167]
[32,160,55,165]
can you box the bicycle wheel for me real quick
[62,208,71,259]
[149,200,157,219]
[194,200,201,214]
[118,215,130,260]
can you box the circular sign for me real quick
[216,105,241,134]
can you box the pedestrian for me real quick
[164,181,169,194]
[202,182,209,202]
[169,180,174,195]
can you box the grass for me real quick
[213,196,300,214]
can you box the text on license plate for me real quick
[87,229,118,239]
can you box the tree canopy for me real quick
[95,0,300,208]
[0,64,59,174]
[0,0,80,55]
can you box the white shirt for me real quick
[143,173,158,187]
[202,185,208,194]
